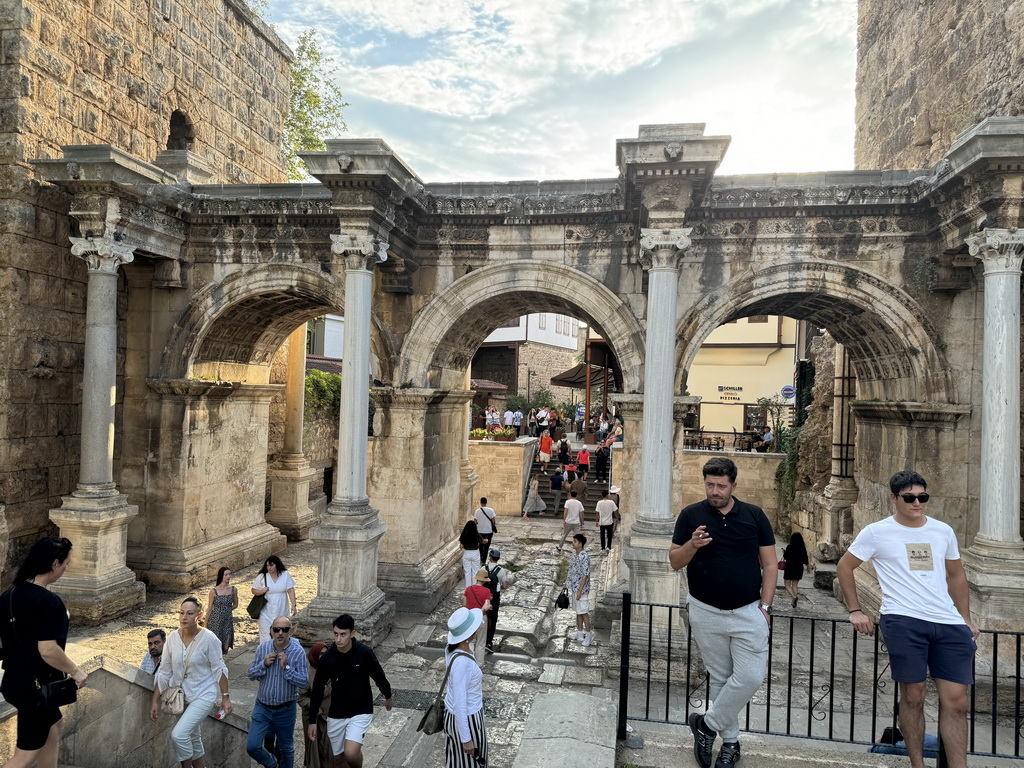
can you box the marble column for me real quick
[302,233,394,646]
[267,325,318,540]
[633,227,690,536]
[623,229,689,622]
[49,236,145,623]
[961,227,1024,630]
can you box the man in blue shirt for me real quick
[247,616,309,768]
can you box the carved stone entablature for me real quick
[702,184,918,210]
[690,215,926,239]
[146,378,237,398]
[966,227,1024,275]
[564,223,635,242]
[638,227,691,269]
[193,197,335,218]
[424,191,620,218]
[850,400,970,427]
[69,236,136,273]
[418,225,490,245]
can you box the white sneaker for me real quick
[587,632,596,646]
[574,630,584,642]
[581,632,592,647]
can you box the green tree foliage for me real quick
[283,30,348,180]
[304,369,341,416]
[531,387,555,409]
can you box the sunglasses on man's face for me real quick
[899,493,930,504]
[272,626,291,633]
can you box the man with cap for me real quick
[483,549,512,653]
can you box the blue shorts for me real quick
[879,614,975,685]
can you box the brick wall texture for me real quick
[856,0,1024,170]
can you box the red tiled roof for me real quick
[470,378,508,391]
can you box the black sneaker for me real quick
[485,644,494,654]
[715,741,740,767]
[688,713,716,768]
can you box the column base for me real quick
[266,459,319,541]
[962,538,1024,630]
[622,531,682,630]
[296,599,396,649]
[128,522,286,591]
[49,493,146,625]
[301,500,393,645]
[378,540,462,613]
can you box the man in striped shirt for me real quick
[246,616,309,768]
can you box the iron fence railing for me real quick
[617,591,1023,761]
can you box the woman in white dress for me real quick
[251,555,297,643]
[522,473,546,518]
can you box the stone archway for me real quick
[399,261,646,391]
[676,261,955,404]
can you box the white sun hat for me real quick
[447,607,484,645]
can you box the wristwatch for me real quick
[760,603,773,615]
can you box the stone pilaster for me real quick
[961,228,1024,629]
[819,343,858,558]
[623,230,690,619]
[49,237,145,623]
[303,232,394,645]
[267,325,318,540]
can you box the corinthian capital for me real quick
[966,227,1024,275]
[69,236,136,273]
[331,232,388,271]
[638,227,692,270]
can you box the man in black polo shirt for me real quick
[669,457,777,768]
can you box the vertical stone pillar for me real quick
[961,228,1024,629]
[303,233,394,645]
[623,229,689,617]
[820,343,858,557]
[267,325,318,540]
[460,366,480,510]
[49,237,145,623]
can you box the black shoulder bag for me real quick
[6,587,78,709]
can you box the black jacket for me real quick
[308,640,392,718]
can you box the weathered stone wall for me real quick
[3,0,290,181]
[0,651,250,766]
[678,450,784,529]
[0,0,291,580]
[855,0,1024,169]
[467,437,538,517]
[795,334,835,495]
[515,340,583,404]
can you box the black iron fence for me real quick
[617,591,1023,760]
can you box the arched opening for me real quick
[167,109,195,151]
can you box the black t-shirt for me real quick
[672,498,775,610]
[308,639,392,719]
[0,583,70,696]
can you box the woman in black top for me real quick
[0,536,87,766]
[782,532,812,608]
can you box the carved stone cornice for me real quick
[330,232,387,271]
[372,387,473,411]
[850,400,970,427]
[966,227,1024,275]
[638,227,691,269]
[69,236,136,273]
[145,378,283,401]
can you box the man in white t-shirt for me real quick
[503,408,514,428]
[595,489,618,552]
[838,471,977,768]
[474,498,497,563]
[556,490,584,553]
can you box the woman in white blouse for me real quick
[251,555,297,643]
[149,597,231,768]
[443,607,487,767]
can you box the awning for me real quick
[549,340,622,391]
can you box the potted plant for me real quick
[469,428,489,440]
[491,426,517,442]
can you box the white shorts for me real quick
[326,713,373,751]
[539,451,551,461]
[570,592,590,615]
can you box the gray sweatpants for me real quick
[687,596,770,742]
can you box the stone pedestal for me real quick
[301,500,395,647]
[817,476,859,558]
[50,495,146,623]
[622,532,683,631]
[266,458,319,540]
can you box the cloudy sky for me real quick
[266,0,858,183]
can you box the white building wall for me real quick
[485,313,578,350]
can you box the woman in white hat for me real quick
[443,607,487,767]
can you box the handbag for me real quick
[160,630,202,715]
[6,587,78,709]
[417,650,474,735]
[247,575,268,620]
[556,587,570,610]
[778,559,787,570]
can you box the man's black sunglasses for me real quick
[899,493,930,504]
[272,626,291,633]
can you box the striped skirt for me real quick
[443,707,487,767]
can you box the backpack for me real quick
[483,565,501,601]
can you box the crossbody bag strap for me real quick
[179,629,203,683]
[434,650,475,704]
